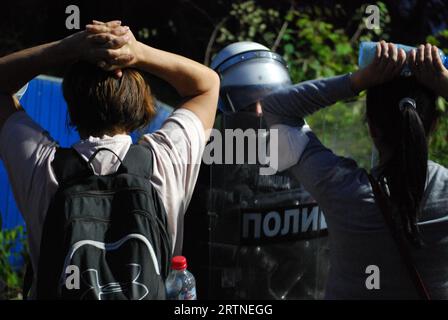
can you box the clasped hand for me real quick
[62,19,140,78]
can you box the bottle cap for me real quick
[171,256,187,270]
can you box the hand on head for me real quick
[370,40,407,83]
[350,41,406,93]
[351,40,448,98]
[408,44,448,98]
[64,19,140,78]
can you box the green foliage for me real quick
[216,1,281,46]
[0,225,28,300]
[426,32,448,166]
[431,97,448,165]
[283,11,353,80]
[214,1,447,168]
[214,1,390,168]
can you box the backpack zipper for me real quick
[65,187,149,198]
[65,210,160,229]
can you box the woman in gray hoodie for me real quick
[261,41,448,299]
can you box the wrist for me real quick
[58,33,83,63]
[350,69,367,94]
[133,41,148,68]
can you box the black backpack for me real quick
[29,144,172,300]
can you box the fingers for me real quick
[432,45,445,73]
[94,49,134,67]
[417,44,425,67]
[86,24,129,36]
[92,48,123,61]
[107,34,131,49]
[411,43,446,75]
[376,41,404,77]
[424,43,435,72]
[408,48,416,66]
[395,48,407,75]
[88,33,131,49]
[408,48,417,74]
[113,69,123,79]
[110,53,134,65]
[91,20,122,27]
[385,43,405,76]
[87,33,114,45]
[383,43,397,74]
[373,42,382,65]
[86,24,108,33]
[97,56,132,75]
[377,40,389,70]
[390,43,398,62]
[82,20,134,71]
[413,44,430,77]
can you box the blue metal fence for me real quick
[0,75,172,231]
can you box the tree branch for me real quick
[204,17,228,66]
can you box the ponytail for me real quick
[383,97,428,246]
[367,77,439,246]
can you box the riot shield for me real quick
[184,110,330,299]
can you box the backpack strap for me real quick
[23,148,91,299]
[52,148,93,185]
[118,144,153,179]
[53,145,153,182]
[367,172,431,300]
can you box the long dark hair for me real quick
[366,77,439,245]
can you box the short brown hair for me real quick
[62,61,156,137]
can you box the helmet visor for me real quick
[220,84,288,113]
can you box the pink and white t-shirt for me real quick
[0,108,206,278]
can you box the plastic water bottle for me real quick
[165,256,197,300]
[358,41,448,76]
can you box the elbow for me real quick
[201,68,220,102]
[207,69,220,92]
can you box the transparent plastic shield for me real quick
[183,97,373,299]
[184,111,329,299]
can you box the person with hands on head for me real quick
[83,19,219,133]
[261,40,448,299]
[0,20,219,299]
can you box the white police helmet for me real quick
[211,41,291,113]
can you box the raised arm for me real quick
[134,43,219,133]
[86,23,220,134]
[0,21,131,129]
[0,40,73,96]
[261,74,356,127]
[262,41,406,126]
[0,21,129,95]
